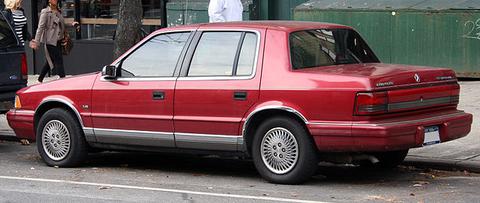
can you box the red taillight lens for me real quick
[21,53,28,80]
[355,92,388,115]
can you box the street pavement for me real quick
[1,140,480,202]
[1,75,479,173]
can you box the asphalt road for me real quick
[1,141,479,203]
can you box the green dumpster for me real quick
[294,0,480,78]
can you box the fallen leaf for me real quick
[20,139,30,145]
[410,193,415,196]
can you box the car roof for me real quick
[157,21,352,34]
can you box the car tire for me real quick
[36,108,87,167]
[252,116,318,184]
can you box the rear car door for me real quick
[174,29,263,151]
[0,11,27,113]
[91,31,193,147]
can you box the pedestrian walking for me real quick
[2,0,31,47]
[30,0,78,83]
[208,0,243,23]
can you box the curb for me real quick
[404,156,480,173]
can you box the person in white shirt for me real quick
[208,0,243,23]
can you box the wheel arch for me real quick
[242,105,310,156]
[34,98,84,132]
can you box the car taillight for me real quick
[21,53,28,80]
[450,83,460,105]
[354,91,388,115]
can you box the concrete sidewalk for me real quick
[1,75,479,173]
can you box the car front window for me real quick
[120,32,191,77]
[290,29,380,70]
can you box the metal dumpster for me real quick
[294,0,480,78]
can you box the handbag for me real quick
[62,31,74,55]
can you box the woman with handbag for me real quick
[30,0,78,83]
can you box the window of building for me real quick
[188,31,257,77]
[120,32,190,77]
[49,0,163,40]
[290,29,379,70]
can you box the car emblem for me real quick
[414,74,421,83]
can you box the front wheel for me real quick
[252,117,318,184]
[36,108,87,167]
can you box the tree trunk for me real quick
[113,0,143,59]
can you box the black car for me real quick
[0,5,28,114]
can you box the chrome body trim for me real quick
[388,96,456,111]
[36,98,85,128]
[242,105,308,137]
[308,111,468,127]
[83,127,96,142]
[101,76,177,82]
[177,29,261,81]
[93,128,175,147]
[175,132,241,151]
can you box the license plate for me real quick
[423,126,440,146]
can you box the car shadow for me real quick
[83,151,424,185]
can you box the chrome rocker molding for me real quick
[92,128,175,148]
[175,133,241,151]
[84,128,242,151]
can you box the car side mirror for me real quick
[102,65,117,79]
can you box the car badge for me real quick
[9,75,18,80]
[414,74,421,83]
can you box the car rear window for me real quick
[290,29,379,70]
[0,13,17,48]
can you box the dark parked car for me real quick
[0,7,28,114]
[7,21,472,184]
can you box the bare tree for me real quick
[113,0,143,58]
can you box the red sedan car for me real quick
[8,21,472,184]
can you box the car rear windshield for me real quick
[0,13,17,49]
[290,29,380,70]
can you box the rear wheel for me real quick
[36,108,87,167]
[252,117,318,184]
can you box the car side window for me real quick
[188,32,242,76]
[120,32,190,77]
[0,13,18,48]
[236,33,257,76]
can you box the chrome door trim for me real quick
[92,128,175,147]
[175,132,242,151]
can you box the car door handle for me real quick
[152,91,165,100]
[233,91,247,101]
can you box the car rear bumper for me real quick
[308,110,473,152]
[6,109,35,140]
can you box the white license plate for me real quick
[423,126,440,146]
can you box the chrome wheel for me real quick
[260,127,299,175]
[41,120,71,161]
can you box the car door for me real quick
[91,31,193,147]
[174,29,263,151]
